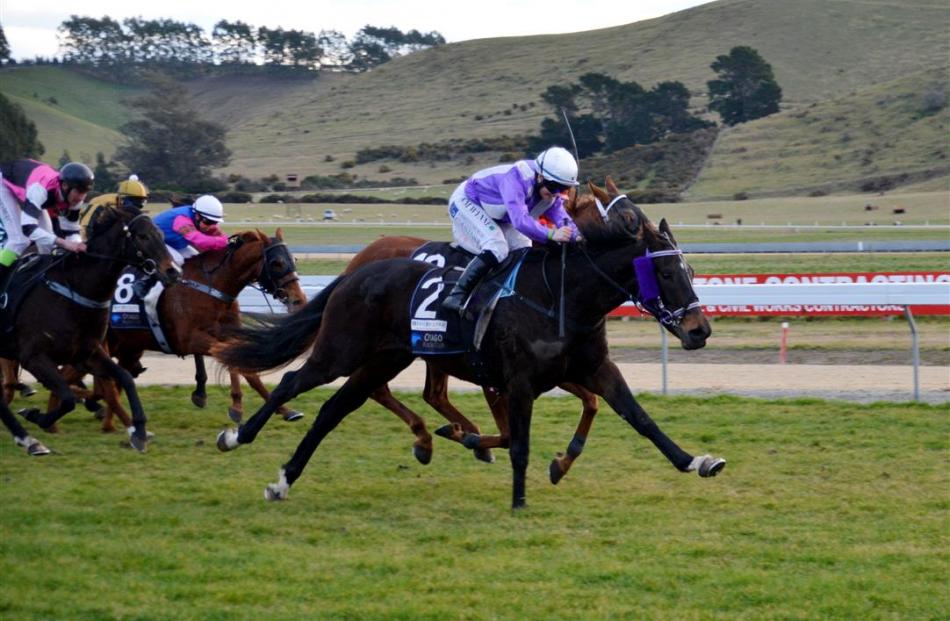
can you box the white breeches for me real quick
[448,183,530,263]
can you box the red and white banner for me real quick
[609,272,950,317]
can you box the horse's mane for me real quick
[86,204,141,240]
[184,229,269,272]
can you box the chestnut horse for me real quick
[55,229,307,431]
[0,204,178,455]
[213,181,725,509]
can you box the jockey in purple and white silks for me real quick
[0,160,94,281]
[442,146,581,313]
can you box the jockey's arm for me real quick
[20,183,58,253]
[498,170,559,243]
[173,215,229,252]
[540,201,580,241]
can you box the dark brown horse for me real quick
[341,185,616,481]
[213,181,725,509]
[59,229,307,431]
[0,204,178,454]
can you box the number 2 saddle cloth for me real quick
[408,241,529,357]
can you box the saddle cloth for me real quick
[408,242,528,355]
[109,266,174,353]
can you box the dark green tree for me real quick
[0,24,11,64]
[0,93,45,160]
[58,150,73,167]
[707,46,782,125]
[115,79,231,191]
[58,15,127,65]
[92,152,119,192]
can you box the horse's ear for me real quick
[605,176,621,196]
[659,218,678,246]
[275,227,284,241]
[588,180,609,205]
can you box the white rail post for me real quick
[660,324,668,395]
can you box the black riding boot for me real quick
[441,251,498,313]
[132,272,157,300]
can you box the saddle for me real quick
[0,254,60,334]
[408,242,529,358]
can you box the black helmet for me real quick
[60,162,95,193]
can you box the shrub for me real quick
[216,191,254,204]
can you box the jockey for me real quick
[133,195,228,302]
[442,146,581,312]
[0,160,94,281]
[81,174,150,237]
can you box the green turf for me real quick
[0,389,946,620]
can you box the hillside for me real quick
[688,66,950,199]
[1,0,946,197]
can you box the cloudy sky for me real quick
[3,0,711,60]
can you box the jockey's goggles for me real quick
[542,178,571,196]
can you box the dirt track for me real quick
[44,353,947,405]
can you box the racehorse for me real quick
[0,204,178,455]
[213,179,725,508]
[58,229,308,431]
[337,186,614,480]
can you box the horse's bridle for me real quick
[256,240,299,303]
[84,211,163,276]
[584,194,701,328]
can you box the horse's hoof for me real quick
[17,383,36,398]
[44,423,60,434]
[83,398,102,414]
[15,436,50,456]
[412,444,432,465]
[191,392,207,409]
[473,448,495,464]
[227,408,243,424]
[101,425,117,434]
[264,469,290,501]
[694,455,727,478]
[216,429,240,452]
[511,498,527,511]
[128,432,148,453]
[549,459,565,485]
[281,410,304,422]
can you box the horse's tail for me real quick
[213,275,347,373]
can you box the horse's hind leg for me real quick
[424,367,495,463]
[219,357,332,451]
[549,383,599,485]
[239,372,304,424]
[192,355,208,408]
[18,354,77,432]
[266,351,415,501]
[371,383,433,465]
[1,358,19,404]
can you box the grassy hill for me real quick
[1,0,946,197]
[0,66,142,163]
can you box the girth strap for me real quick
[43,279,111,309]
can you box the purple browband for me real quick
[633,249,699,327]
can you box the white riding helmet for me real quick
[193,195,224,223]
[535,146,579,187]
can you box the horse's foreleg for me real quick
[507,385,534,510]
[423,368,496,463]
[227,371,244,423]
[581,359,725,477]
[95,374,132,432]
[86,347,149,452]
[371,383,433,465]
[241,372,303,423]
[0,398,49,455]
[549,383,599,485]
[266,352,414,501]
[191,354,208,408]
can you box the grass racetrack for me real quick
[0,388,946,620]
